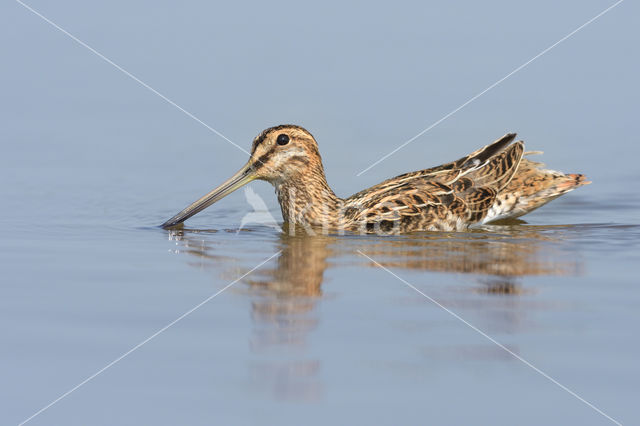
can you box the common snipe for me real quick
[162,125,589,233]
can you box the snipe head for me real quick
[162,125,336,228]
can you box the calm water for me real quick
[2,0,640,425]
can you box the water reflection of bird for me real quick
[173,223,580,301]
[170,225,581,401]
[162,125,589,233]
[245,232,331,351]
[169,224,582,358]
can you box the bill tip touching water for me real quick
[161,125,590,233]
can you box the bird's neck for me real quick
[274,166,342,232]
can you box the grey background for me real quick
[1,0,638,425]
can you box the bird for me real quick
[161,124,590,233]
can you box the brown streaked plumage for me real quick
[162,125,590,233]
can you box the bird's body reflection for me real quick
[168,222,581,400]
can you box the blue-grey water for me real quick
[2,0,639,425]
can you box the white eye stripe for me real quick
[270,147,307,167]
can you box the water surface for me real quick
[2,0,639,425]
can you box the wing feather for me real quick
[344,133,525,231]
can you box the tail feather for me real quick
[483,157,590,223]
[556,173,591,191]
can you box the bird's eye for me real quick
[276,134,290,146]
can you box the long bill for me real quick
[161,162,256,228]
